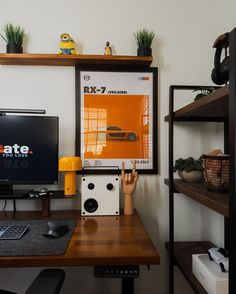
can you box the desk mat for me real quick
[0,219,76,256]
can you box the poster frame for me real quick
[75,66,158,174]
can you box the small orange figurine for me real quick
[104,41,112,55]
[121,160,139,215]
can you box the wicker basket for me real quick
[202,154,229,192]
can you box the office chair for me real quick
[0,269,65,294]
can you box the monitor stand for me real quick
[0,184,30,198]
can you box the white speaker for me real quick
[81,174,120,216]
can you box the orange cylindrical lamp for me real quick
[59,156,82,196]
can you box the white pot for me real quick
[178,170,203,182]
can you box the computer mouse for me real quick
[43,221,69,238]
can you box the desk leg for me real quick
[122,277,134,294]
[94,265,138,294]
[42,198,50,217]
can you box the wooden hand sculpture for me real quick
[121,160,139,215]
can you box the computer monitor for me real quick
[0,115,59,195]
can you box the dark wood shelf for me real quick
[0,190,79,200]
[164,85,229,122]
[0,53,153,67]
[165,179,229,217]
[165,241,214,294]
[0,190,80,217]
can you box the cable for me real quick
[2,200,7,211]
[13,199,16,213]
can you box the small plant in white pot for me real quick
[173,157,203,182]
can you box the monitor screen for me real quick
[0,115,59,185]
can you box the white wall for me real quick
[0,1,236,293]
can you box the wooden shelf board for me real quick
[165,86,229,122]
[166,241,214,294]
[0,53,153,67]
[165,179,228,217]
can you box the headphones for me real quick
[211,32,229,85]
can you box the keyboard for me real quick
[0,224,29,240]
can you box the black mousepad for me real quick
[0,219,76,256]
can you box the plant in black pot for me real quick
[134,28,155,56]
[173,157,203,182]
[0,23,26,53]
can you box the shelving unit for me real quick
[165,27,236,294]
[0,53,152,67]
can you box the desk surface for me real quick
[0,210,160,267]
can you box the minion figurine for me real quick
[58,33,77,55]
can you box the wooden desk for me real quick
[0,210,160,293]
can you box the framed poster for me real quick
[75,67,158,174]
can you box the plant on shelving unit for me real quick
[0,23,26,53]
[134,28,155,56]
[193,86,216,101]
[173,157,203,182]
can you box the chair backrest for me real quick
[0,269,65,294]
[25,269,65,294]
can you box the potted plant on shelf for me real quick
[0,23,26,53]
[173,157,203,182]
[193,86,216,101]
[134,28,155,56]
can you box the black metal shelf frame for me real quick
[167,27,236,294]
[228,27,236,294]
[168,85,226,294]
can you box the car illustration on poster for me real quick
[84,126,138,142]
[106,126,137,141]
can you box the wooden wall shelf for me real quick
[0,53,153,67]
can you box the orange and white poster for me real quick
[77,69,157,173]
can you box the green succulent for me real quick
[134,28,155,48]
[173,157,202,172]
[0,23,26,45]
[193,87,215,101]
